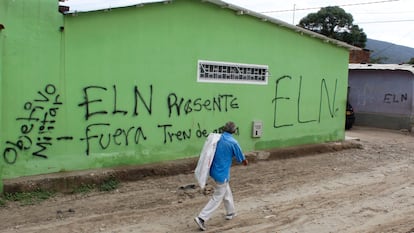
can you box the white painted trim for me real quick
[197,60,269,85]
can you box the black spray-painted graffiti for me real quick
[272,75,339,128]
[77,85,238,155]
[167,93,239,117]
[77,85,153,155]
[80,123,147,156]
[2,84,240,162]
[3,76,338,163]
[2,84,73,164]
[157,123,226,144]
[383,93,408,104]
[78,85,153,120]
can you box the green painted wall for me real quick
[1,0,63,180]
[1,0,349,185]
[0,1,4,192]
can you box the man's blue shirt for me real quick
[210,132,245,183]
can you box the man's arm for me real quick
[232,143,247,166]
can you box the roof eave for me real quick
[59,0,363,51]
[59,0,171,14]
[349,63,414,75]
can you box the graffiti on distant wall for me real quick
[272,75,339,128]
[2,76,340,164]
[383,93,408,104]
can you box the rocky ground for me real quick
[0,126,413,233]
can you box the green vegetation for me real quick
[370,56,389,64]
[2,189,55,206]
[0,197,5,207]
[298,6,367,48]
[98,178,120,192]
[73,183,96,194]
[73,178,120,193]
[0,178,121,207]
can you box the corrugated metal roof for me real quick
[349,63,414,75]
[59,0,361,51]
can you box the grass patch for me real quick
[4,189,55,206]
[0,178,121,206]
[0,197,5,207]
[73,183,96,194]
[72,179,120,193]
[99,178,119,192]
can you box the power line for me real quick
[259,0,400,14]
[351,10,414,15]
[368,29,413,57]
[357,19,414,24]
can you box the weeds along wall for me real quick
[0,0,350,189]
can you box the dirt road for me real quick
[1,127,414,233]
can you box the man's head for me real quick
[222,121,237,134]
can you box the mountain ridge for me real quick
[366,38,414,64]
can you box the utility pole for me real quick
[292,4,296,24]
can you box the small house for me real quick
[348,63,414,131]
[0,0,355,191]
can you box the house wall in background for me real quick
[1,0,350,189]
[348,65,414,131]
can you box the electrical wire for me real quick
[369,29,414,57]
[253,0,413,48]
[356,19,414,24]
[259,0,400,14]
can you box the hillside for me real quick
[366,38,414,64]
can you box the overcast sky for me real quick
[226,0,414,48]
[62,0,414,48]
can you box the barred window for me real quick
[197,60,269,85]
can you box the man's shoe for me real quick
[225,213,236,220]
[194,217,206,231]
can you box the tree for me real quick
[370,56,388,64]
[407,57,414,64]
[298,6,367,48]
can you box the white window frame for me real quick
[197,60,269,85]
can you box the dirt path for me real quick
[1,127,414,233]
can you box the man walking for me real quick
[194,121,248,231]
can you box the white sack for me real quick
[194,133,221,189]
